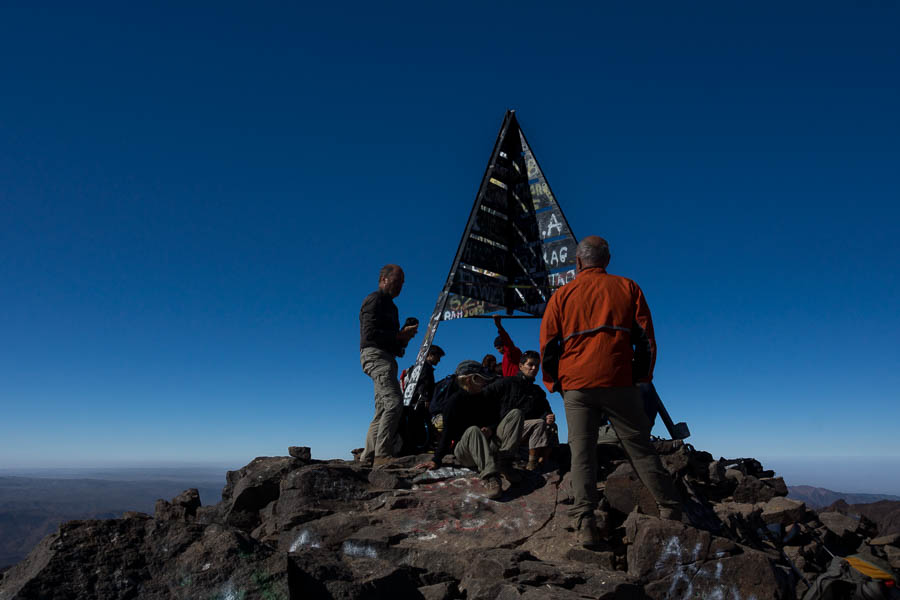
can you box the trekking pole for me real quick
[647,384,690,440]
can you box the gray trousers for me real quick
[564,387,680,520]
[521,418,555,450]
[360,347,403,459]
[453,408,523,478]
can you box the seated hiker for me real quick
[493,315,522,376]
[482,353,502,378]
[399,345,445,454]
[482,350,557,471]
[428,369,460,435]
[416,360,523,499]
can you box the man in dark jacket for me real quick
[416,361,523,499]
[483,350,557,470]
[360,264,418,467]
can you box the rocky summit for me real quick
[1,442,898,599]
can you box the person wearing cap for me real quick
[416,360,523,499]
[539,236,682,548]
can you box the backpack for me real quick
[399,367,410,392]
[429,374,457,416]
[802,555,899,600]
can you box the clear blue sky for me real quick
[2,2,898,493]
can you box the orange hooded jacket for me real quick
[539,267,656,392]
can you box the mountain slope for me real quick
[788,485,900,508]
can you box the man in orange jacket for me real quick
[539,236,682,547]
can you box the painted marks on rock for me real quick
[404,476,542,542]
[289,529,322,552]
[653,535,760,600]
[341,541,378,559]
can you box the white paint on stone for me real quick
[655,536,684,571]
[342,541,378,558]
[220,581,239,600]
[289,530,321,552]
[459,518,488,529]
[202,562,211,571]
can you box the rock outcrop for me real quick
[1,441,898,599]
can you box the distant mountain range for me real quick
[0,471,225,569]
[787,485,900,508]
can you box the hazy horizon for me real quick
[3,455,899,497]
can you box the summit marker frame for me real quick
[403,110,578,405]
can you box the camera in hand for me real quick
[404,317,419,329]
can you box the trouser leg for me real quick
[453,426,498,479]
[563,390,602,520]
[600,387,680,509]
[360,348,403,458]
[363,404,382,462]
[521,418,549,450]
[495,408,524,458]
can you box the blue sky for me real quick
[2,2,898,493]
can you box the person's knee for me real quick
[459,425,482,444]
[506,408,524,423]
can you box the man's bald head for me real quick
[575,236,611,271]
[378,264,405,298]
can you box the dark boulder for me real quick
[154,488,201,522]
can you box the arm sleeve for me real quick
[632,284,657,383]
[537,389,553,417]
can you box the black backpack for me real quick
[429,374,457,416]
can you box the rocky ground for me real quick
[1,441,898,599]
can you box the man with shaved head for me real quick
[360,264,418,467]
[540,237,682,547]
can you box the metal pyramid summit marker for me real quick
[403,110,578,405]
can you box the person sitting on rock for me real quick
[416,360,523,499]
[482,350,557,471]
[482,353,502,378]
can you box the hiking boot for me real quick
[372,456,398,469]
[483,476,503,499]
[576,515,601,548]
[498,460,522,484]
[658,504,682,521]
[526,449,540,471]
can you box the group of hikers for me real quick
[358,236,683,547]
